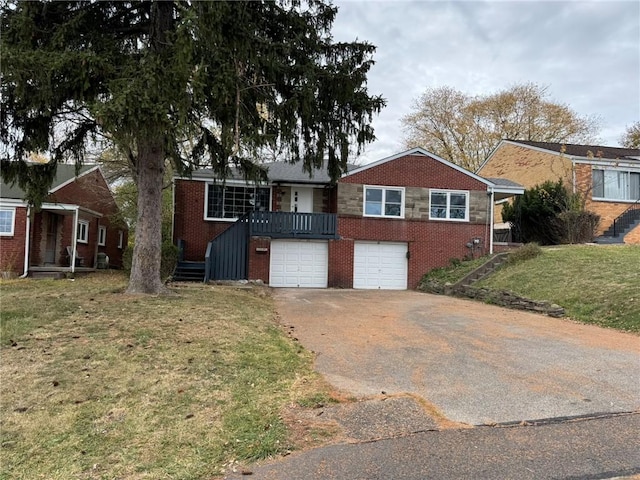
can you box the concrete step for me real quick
[30,272,65,280]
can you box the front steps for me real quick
[172,261,206,282]
[595,208,640,244]
[445,253,509,294]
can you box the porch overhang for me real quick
[37,204,102,274]
[39,202,103,219]
[490,186,525,201]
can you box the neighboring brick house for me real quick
[0,164,128,277]
[172,148,522,289]
[477,140,640,244]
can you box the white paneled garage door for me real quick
[270,240,328,288]
[353,241,408,290]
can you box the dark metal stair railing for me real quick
[611,199,640,237]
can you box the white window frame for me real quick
[98,225,107,246]
[592,167,640,202]
[429,189,470,222]
[363,186,405,219]
[118,230,124,249]
[204,183,272,221]
[0,208,16,236]
[77,220,89,244]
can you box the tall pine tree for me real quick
[1,1,385,293]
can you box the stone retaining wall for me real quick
[454,285,565,318]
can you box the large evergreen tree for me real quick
[1,1,385,294]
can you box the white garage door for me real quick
[270,240,328,288]
[353,242,407,290]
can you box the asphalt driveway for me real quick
[274,289,640,425]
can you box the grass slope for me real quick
[477,245,640,332]
[0,272,327,479]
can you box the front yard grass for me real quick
[476,245,640,332]
[0,272,329,479]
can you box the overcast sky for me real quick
[330,0,640,163]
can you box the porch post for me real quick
[19,206,31,278]
[71,208,78,274]
[489,189,495,255]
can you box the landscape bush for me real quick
[507,243,542,264]
[502,180,599,245]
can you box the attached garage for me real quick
[353,241,408,290]
[269,240,328,288]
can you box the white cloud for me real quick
[332,0,640,163]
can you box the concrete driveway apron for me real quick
[274,289,640,425]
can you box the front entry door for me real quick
[290,187,313,213]
[44,214,58,264]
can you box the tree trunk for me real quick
[126,137,169,294]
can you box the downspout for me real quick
[19,206,31,278]
[171,177,176,244]
[489,189,495,255]
[71,207,78,274]
[94,218,99,269]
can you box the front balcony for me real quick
[248,211,338,239]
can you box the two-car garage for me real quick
[269,239,408,290]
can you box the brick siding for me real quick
[624,224,640,244]
[248,237,271,281]
[336,217,487,289]
[478,143,573,189]
[574,163,638,236]
[49,169,127,267]
[0,207,28,274]
[174,180,335,261]
[181,153,494,288]
[334,153,491,289]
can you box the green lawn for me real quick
[476,245,640,332]
[0,272,331,479]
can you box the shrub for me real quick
[507,243,542,264]
[122,241,179,281]
[553,210,600,244]
[503,180,598,245]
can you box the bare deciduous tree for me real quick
[402,83,600,171]
[620,121,640,149]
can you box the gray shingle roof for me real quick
[1,164,96,200]
[191,161,356,184]
[486,177,523,188]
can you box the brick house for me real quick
[0,164,128,277]
[477,140,640,244]
[172,148,522,289]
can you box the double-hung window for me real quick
[206,184,271,220]
[364,186,404,218]
[429,190,469,221]
[77,220,89,243]
[592,168,640,201]
[0,208,16,236]
[98,226,107,246]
